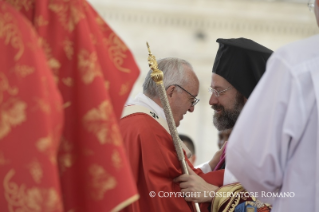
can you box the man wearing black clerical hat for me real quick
[175,38,273,211]
[210,37,273,132]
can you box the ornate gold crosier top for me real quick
[147,42,163,84]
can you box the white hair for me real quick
[143,57,194,98]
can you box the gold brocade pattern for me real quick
[63,39,74,60]
[211,183,246,212]
[104,33,131,73]
[0,98,27,140]
[38,38,60,83]
[88,164,116,201]
[34,16,48,28]
[58,137,76,174]
[13,65,35,78]
[33,98,51,114]
[104,81,110,90]
[62,77,74,87]
[0,73,26,139]
[78,49,103,84]
[0,11,24,61]
[49,0,85,32]
[27,160,43,184]
[90,34,97,45]
[0,152,10,166]
[119,83,130,96]
[63,101,71,108]
[95,16,110,32]
[83,100,122,145]
[4,0,34,11]
[0,72,19,99]
[36,135,53,152]
[36,134,57,164]
[111,150,122,169]
[4,169,63,212]
[110,124,121,146]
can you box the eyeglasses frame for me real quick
[209,86,232,97]
[167,84,200,106]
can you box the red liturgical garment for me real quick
[0,2,64,211]
[3,0,140,211]
[119,113,224,212]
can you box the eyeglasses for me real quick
[308,0,315,11]
[172,84,200,106]
[208,86,232,97]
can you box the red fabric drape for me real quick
[2,0,140,211]
[0,2,64,211]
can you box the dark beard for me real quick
[212,93,245,131]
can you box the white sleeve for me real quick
[226,54,306,204]
[223,167,238,185]
[196,161,212,174]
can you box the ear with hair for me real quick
[166,85,175,98]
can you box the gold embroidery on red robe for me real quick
[95,16,110,32]
[62,77,74,87]
[4,0,35,11]
[112,150,122,169]
[33,98,51,114]
[82,100,116,144]
[119,82,130,96]
[78,49,103,84]
[58,137,76,174]
[104,81,110,90]
[0,152,10,166]
[0,11,24,61]
[13,64,35,78]
[27,160,43,184]
[38,38,60,83]
[4,169,63,212]
[88,164,117,200]
[63,39,74,60]
[104,33,131,73]
[0,98,27,140]
[36,133,57,164]
[49,0,85,32]
[34,15,49,28]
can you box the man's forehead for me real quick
[211,73,231,88]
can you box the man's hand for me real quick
[173,166,219,203]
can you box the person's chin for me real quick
[175,120,181,127]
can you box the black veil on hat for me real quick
[212,38,273,99]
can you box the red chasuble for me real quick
[5,0,140,211]
[119,113,224,212]
[0,2,63,211]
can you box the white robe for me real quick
[225,34,319,212]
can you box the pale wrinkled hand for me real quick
[209,141,227,170]
[173,166,219,203]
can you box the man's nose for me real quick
[188,105,195,112]
[209,94,218,105]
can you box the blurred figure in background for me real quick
[180,134,196,165]
[217,129,232,149]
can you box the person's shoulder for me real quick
[120,113,164,132]
[271,35,319,69]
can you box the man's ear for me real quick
[166,85,175,98]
